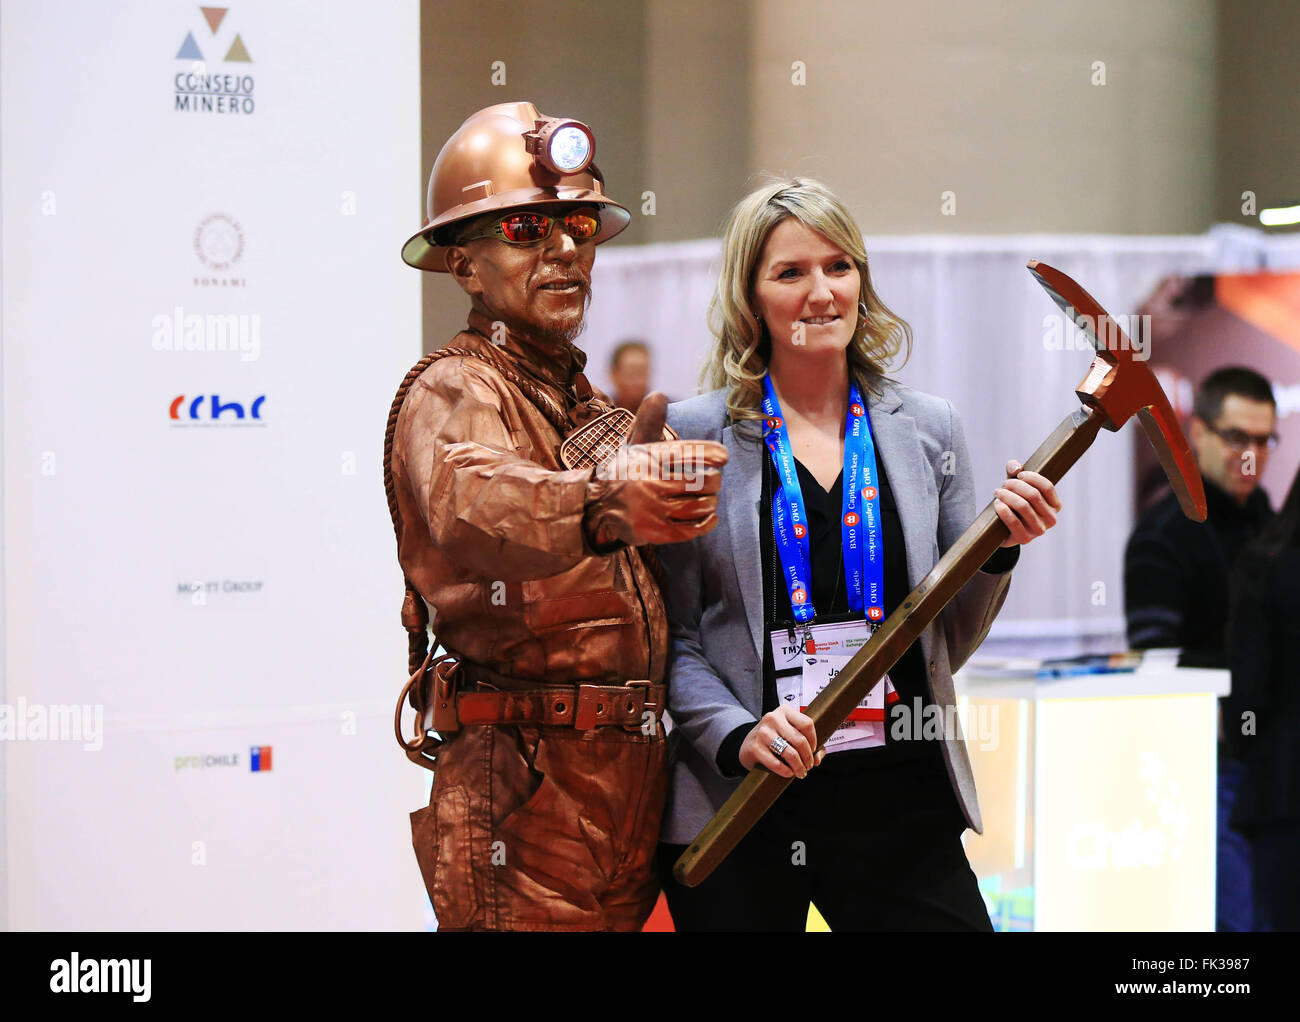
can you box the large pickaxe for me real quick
[672,259,1207,888]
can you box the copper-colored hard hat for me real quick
[402,101,631,272]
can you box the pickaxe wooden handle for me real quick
[672,260,1207,888]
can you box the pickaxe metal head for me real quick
[1028,260,1207,522]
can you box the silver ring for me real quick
[769,736,789,758]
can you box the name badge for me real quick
[768,617,876,671]
[771,620,896,754]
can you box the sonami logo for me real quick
[194,213,244,272]
[169,394,266,425]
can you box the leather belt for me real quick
[452,662,664,731]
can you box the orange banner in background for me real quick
[1217,274,1300,355]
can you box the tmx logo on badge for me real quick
[174,7,255,114]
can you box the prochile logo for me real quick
[169,393,266,426]
[194,212,247,287]
[174,6,255,114]
[175,751,240,770]
[173,747,271,772]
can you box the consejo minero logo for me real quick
[174,7,255,115]
[176,7,251,63]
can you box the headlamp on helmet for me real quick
[524,118,595,176]
[402,102,629,272]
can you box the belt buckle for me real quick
[430,659,461,734]
[623,680,654,732]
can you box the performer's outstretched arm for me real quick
[397,357,597,581]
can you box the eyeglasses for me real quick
[457,208,601,246]
[1206,423,1279,452]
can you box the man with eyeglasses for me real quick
[386,102,726,931]
[1124,365,1278,931]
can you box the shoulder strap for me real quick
[384,349,441,673]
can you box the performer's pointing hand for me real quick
[583,392,729,550]
[993,459,1063,547]
[628,391,669,445]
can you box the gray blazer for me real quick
[656,380,1015,845]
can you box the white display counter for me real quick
[954,652,1228,931]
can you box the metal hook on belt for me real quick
[394,647,454,771]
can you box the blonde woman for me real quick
[654,178,1062,931]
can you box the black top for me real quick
[714,446,1020,776]
[1224,546,1300,830]
[1124,478,1274,664]
[1124,478,1273,761]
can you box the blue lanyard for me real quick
[761,374,885,624]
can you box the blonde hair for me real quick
[701,177,912,427]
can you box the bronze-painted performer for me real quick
[387,102,726,930]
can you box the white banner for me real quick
[2,0,425,928]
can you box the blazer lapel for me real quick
[723,417,766,666]
[868,381,936,665]
[868,381,932,590]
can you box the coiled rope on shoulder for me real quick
[383,344,575,675]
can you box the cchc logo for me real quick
[169,394,266,426]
